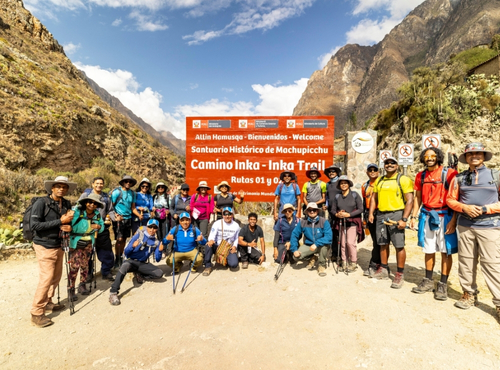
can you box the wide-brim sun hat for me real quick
[306,202,319,211]
[324,165,341,177]
[458,142,493,164]
[78,192,105,209]
[305,166,322,179]
[137,177,152,189]
[155,181,167,193]
[279,171,296,181]
[196,181,211,191]
[217,181,231,191]
[281,203,296,214]
[119,175,137,187]
[44,176,77,194]
[336,175,354,189]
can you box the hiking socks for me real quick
[440,274,449,284]
[425,269,433,280]
[397,267,404,274]
[381,263,389,270]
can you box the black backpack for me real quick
[21,196,70,242]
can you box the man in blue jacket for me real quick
[109,219,163,306]
[165,212,206,273]
[290,203,333,277]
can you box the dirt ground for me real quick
[1,231,499,370]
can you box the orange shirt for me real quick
[362,179,377,209]
[414,166,457,209]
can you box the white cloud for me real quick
[183,0,316,45]
[189,83,199,90]
[62,42,81,55]
[112,18,122,26]
[76,62,308,140]
[353,0,426,19]
[318,46,340,68]
[129,10,168,31]
[345,17,399,45]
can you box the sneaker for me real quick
[411,278,434,294]
[102,273,115,281]
[318,265,327,277]
[391,272,404,289]
[78,283,90,295]
[109,293,121,306]
[307,255,318,270]
[202,267,212,276]
[372,266,389,280]
[31,314,54,328]
[434,282,448,301]
[454,291,479,309]
[132,273,144,287]
[45,302,65,313]
[348,262,358,272]
[242,261,249,269]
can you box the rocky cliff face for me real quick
[84,74,186,157]
[294,0,500,135]
[0,0,184,182]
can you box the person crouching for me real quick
[109,219,164,305]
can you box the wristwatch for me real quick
[401,217,408,222]
[482,206,487,214]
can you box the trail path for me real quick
[1,232,499,370]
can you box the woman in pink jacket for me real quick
[190,181,215,238]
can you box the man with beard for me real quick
[238,213,266,268]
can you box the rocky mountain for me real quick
[84,74,186,156]
[294,0,500,136]
[0,0,184,182]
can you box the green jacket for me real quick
[69,208,104,249]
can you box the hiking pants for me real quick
[31,244,64,316]
[166,249,203,271]
[238,245,262,264]
[88,228,114,277]
[329,214,339,258]
[293,244,328,267]
[204,244,238,268]
[457,226,500,306]
[340,225,357,263]
[194,219,209,239]
[110,259,163,294]
[68,244,92,289]
[274,243,293,264]
[367,220,381,266]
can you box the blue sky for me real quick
[24,0,425,139]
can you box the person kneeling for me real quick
[164,212,206,273]
[238,213,266,269]
[203,207,240,276]
[290,203,332,277]
[109,219,163,305]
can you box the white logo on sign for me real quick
[287,120,295,128]
[239,120,247,128]
[193,120,201,129]
[351,132,374,154]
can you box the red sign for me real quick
[186,116,335,202]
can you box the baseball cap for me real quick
[147,219,159,228]
[222,207,233,214]
[179,212,190,220]
[367,163,379,170]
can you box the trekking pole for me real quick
[344,218,348,276]
[61,230,75,315]
[335,219,341,274]
[172,251,176,295]
[274,245,287,281]
[181,245,201,293]
[57,285,60,305]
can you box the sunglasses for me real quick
[141,185,150,189]
[385,162,397,166]
[283,175,291,178]
[307,209,318,212]
[181,189,189,191]
[367,168,378,172]
[424,155,437,160]
[157,186,166,188]
[223,213,232,216]
[87,201,99,206]
[123,180,133,184]
[285,209,294,212]
[147,225,158,229]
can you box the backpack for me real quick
[110,187,124,207]
[277,182,298,197]
[21,196,70,242]
[277,216,299,244]
[419,167,451,204]
[377,174,407,204]
[214,193,235,208]
[306,180,324,193]
[133,228,161,256]
[194,194,212,203]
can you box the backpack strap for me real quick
[111,187,123,207]
[396,174,406,205]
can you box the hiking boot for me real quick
[242,261,249,269]
[31,314,54,328]
[132,273,144,287]
[307,255,318,270]
[318,265,327,277]
[45,302,65,313]
[202,267,212,276]
[454,291,479,309]
[102,273,115,281]
[78,283,90,295]
[348,262,358,272]
[496,306,500,322]
[68,288,78,301]
[372,266,389,280]
[230,266,238,272]
[391,272,404,289]
[109,293,120,306]
[411,278,434,294]
[434,282,448,301]
[364,264,379,278]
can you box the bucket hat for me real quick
[44,176,77,194]
[137,178,152,190]
[154,182,167,193]
[119,175,137,187]
[305,166,322,179]
[305,202,319,211]
[281,203,296,214]
[196,181,211,191]
[78,192,105,209]
[324,165,341,177]
[458,142,493,164]
[336,175,354,189]
[217,181,231,191]
[279,171,297,181]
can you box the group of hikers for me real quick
[28,141,500,328]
